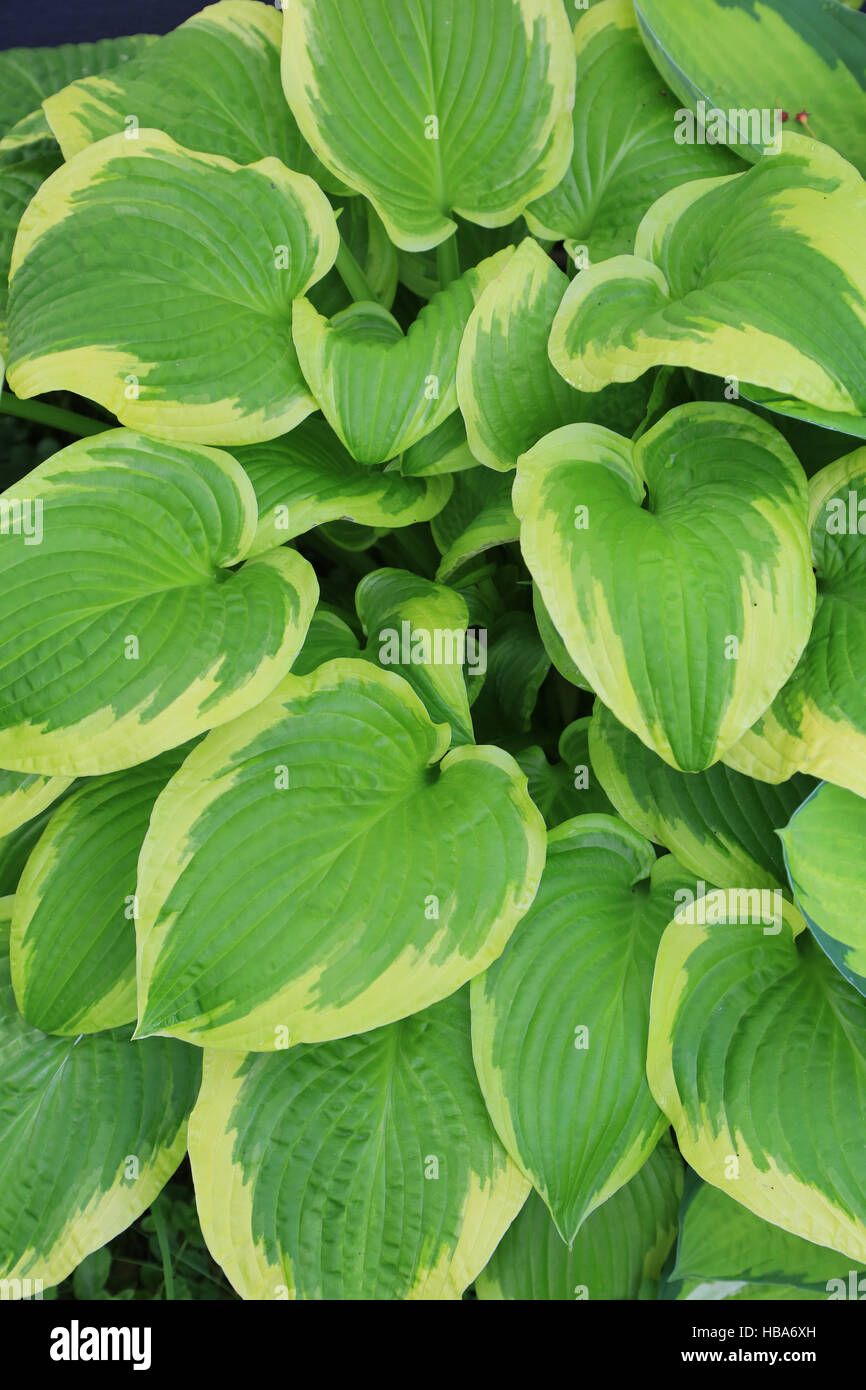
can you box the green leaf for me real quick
[780,781,866,998]
[724,448,866,794]
[292,249,511,464]
[0,770,72,838]
[42,1,342,192]
[292,607,361,676]
[190,988,529,1299]
[475,1135,682,1300]
[357,569,475,746]
[590,699,816,889]
[525,0,743,259]
[233,419,450,558]
[0,900,200,1290]
[516,719,617,830]
[514,404,814,771]
[309,199,398,316]
[431,469,520,585]
[0,34,156,140]
[0,429,318,776]
[400,413,480,478]
[6,130,339,445]
[281,0,575,251]
[469,611,549,736]
[648,893,866,1261]
[532,584,592,692]
[472,814,698,1241]
[0,151,61,359]
[136,659,545,1050]
[456,238,650,471]
[673,1173,865,1294]
[550,134,866,424]
[634,0,866,174]
[11,747,193,1035]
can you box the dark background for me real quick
[2,0,865,46]
[1,0,211,46]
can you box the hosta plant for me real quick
[1,0,866,1303]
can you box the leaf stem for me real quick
[150,1198,175,1301]
[436,234,460,291]
[334,234,374,302]
[0,390,110,437]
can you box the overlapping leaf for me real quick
[431,469,519,585]
[11,747,191,1035]
[634,0,866,174]
[472,814,698,1242]
[514,404,814,771]
[0,34,156,141]
[0,900,200,1290]
[648,893,866,1260]
[475,1138,682,1300]
[526,0,742,260]
[190,988,528,1300]
[233,420,450,558]
[516,720,616,830]
[550,135,866,425]
[456,238,650,471]
[672,1174,865,1296]
[724,448,866,794]
[6,130,339,444]
[0,770,71,838]
[0,429,317,775]
[42,1,341,191]
[780,781,866,997]
[590,700,815,888]
[356,568,475,746]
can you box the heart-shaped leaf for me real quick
[475,1138,682,1300]
[6,129,338,444]
[136,658,545,1049]
[0,900,200,1290]
[0,429,318,775]
[233,419,451,558]
[292,249,511,464]
[190,988,529,1299]
[648,892,866,1261]
[472,814,698,1242]
[780,781,866,998]
[456,237,650,471]
[525,0,743,260]
[590,699,816,888]
[549,135,866,424]
[281,0,574,251]
[724,448,866,795]
[513,404,814,771]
